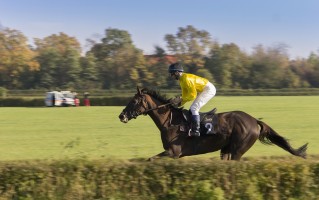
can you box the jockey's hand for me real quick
[169,96,182,107]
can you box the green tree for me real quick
[165,25,213,73]
[289,58,311,87]
[0,28,39,89]
[36,49,60,89]
[79,52,99,89]
[89,28,147,89]
[206,43,248,88]
[280,67,302,88]
[249,44,290,88]
[34,32,81,89]
[306,52,319,87]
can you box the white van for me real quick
[45,91,75,107]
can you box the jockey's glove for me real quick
[169,96,182,107]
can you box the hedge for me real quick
[0,158,318,199]
[2,87,319,107]
[0,97,131,107]
[5,88,319,98]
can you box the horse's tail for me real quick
[257,120,308,159]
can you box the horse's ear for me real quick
[137,86,142,95]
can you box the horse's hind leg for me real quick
[231,152,244,160]
[220,146,231,160]
[148,151,170,161]
[230,131,259,160]
[220,152,231,160]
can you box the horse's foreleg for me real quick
[148,151,170,161]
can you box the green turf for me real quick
[0,96,318,161]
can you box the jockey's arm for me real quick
[181,85,197,105]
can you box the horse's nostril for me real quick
[119,112,127,120]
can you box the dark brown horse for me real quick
[118,87,308,161]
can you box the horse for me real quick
[118,87,308,161]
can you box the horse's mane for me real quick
[141,87,183,111]
[141,88,169,103]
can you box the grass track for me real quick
[0,96,318,161]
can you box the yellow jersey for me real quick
[179,73,209,105]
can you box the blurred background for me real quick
[1,0,319,92]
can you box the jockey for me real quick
[168,62,216,137]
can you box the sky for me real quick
[1,0,319,59]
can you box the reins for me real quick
[143,102,172,113]
[142,101,173,127]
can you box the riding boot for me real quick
[189,115,200,137]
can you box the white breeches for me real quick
[190,82,216,115]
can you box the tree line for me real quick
[1,25,319,90]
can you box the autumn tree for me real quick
[0,28,39,89]
[1,25,318,90]
[144,46,180,88]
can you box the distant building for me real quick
[144,55,178,65]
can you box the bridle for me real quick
[120,93,173,125]
[138,94,172,115]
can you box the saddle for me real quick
[181,108,218,135]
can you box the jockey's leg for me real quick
[189,82,216,137]
[188,115,200,137]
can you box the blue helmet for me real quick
[168,63,184,73]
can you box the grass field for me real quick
[0,96,318,161]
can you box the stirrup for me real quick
[206,126,216,134]
[188,129,200,137]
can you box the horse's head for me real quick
[119,86,150,123]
